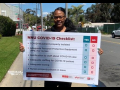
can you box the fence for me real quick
[103,23,120,34]
[77,27,98,33]
[77,23,120,34]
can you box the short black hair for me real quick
[54,7,76,30]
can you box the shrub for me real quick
[0,33,3,39]
[17,31,22,35]
[0,34,2,39]
[0,15,16,36]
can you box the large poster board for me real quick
[23,31,101,85]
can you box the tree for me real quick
[25,9,32,14]
[71,5,84,25]
[44,12,54,26]
[111,3,120,23]
[68,8,73,19]
[99,3,113,22]
[86,4,96,22]
[86,3,113,23]
[23,9,38,26]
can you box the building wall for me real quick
[84,23,117,27]
[0,3,23,22]
[0,3,10,17]
[8,5,23,22]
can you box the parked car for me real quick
[37,25,41,31]
[111,27,120,38]
[32,26,36,31]
[16,23,18,29]
[23,23,29,30]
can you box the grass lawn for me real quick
[0,35,22,82]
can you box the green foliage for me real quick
[85,3,120,23]
[45,19,54,26]
[0,34,2,39]
[23,12,37,26]
[0,15,16,36]
[18,31,22,35]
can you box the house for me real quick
[0,3,24,29]
[0,3,10,17]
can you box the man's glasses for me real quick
[53,16,65,20]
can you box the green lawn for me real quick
[0,35,22,82]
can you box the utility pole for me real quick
[19,3,21,32]
[40,3,43,31]
[21,3,23,31]
[36,3,37,27]
[65,3,68,18]
[34,3,40,30]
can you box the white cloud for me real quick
[37,12,50,17]
[37,14,40,17]
[82,3,86,6]
[43,12,50,16]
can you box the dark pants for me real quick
[44,81,72,87]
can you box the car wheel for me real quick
[112,33,115,38]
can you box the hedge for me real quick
[0,15,16,36]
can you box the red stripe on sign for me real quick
[26,72,52,78]
[90,36,98,43]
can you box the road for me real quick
[97,35,120,87]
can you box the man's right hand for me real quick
[19,42,25,52]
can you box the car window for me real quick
[117,27,120,30]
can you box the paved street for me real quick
[98,35,120,87]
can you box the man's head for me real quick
[53,7,66,28]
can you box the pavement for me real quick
[0,52,89,87]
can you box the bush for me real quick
[0,34,2,39]
[0,15,16,36]
[18,31,22,35]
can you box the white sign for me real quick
[23,31,101,85]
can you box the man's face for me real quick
[53,10,66,28]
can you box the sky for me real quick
[5,3,95,17]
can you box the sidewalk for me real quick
[0,52,89,87]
